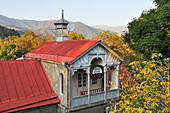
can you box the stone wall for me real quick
[41,61,67,107]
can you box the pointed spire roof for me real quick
[54,10,69,25]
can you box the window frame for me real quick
[60,73,63,95]
[78,72,87,87]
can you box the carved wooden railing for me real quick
[80,87,110,96]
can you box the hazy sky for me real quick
[0,0,155,27]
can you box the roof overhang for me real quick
[69,41,123,65]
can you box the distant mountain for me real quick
[0,15,104,39]
[0,14,127,39]
[93,25,128,33]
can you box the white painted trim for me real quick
[69,41,123,65]
[89,56,105,65]
[87,66,90,103]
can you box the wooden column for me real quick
[87,65,90,103]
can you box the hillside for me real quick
[0,14,127,39]
[0,25,20,39]
[93,25,128,33]
[0,15,104,39]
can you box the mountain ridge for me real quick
[0,14,127,39]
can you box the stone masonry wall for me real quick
[41,61,67,107]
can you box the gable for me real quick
[70,42,123,66]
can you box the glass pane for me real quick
[78,73,82,87]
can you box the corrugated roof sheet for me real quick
[25,40,100,63]
[0,60,60,113]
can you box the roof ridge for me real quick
[65,39,100,42]
[0,59,38,62]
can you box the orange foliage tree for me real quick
[0,30,52,60]
[93,31,141,66]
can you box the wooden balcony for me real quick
[80,87,110,96]
[72,89,119,108]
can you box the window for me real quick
[91,66,102,85]
[92,78,97,84]
[83,73,86,86]
[78,73,87,87]
[78,74,82,87]
[60,73,63,94]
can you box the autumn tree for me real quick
[0,38,25,60]
[62,32,87,40]
[0,30,52,60]
[93,31,141,66]
[117,53,170,112]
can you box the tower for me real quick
[54,10,69,42]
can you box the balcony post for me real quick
[87,65,90,103]
[104,65,107,100]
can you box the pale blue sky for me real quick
[0,0,155,26]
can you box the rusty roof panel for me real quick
[25,40,100,63]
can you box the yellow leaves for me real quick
[117,54,170,113]
[0,30,52,60]
[152,53,162,59]
[142,61,147,64]
[129,62,135,66]
[109,81,113,85]
[106,107,110,109]
[158,53,162,57]
[152,53,158,58]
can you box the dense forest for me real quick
[0,25,20,39]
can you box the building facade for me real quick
[0,11,123,113]
[25,39,123,113]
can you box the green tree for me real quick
[0,25,20,39]
[154,0,169,7]
[124,1,170,59]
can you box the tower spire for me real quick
[62,10,64,19]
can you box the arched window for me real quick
[91,66,103,84]
[60,73,63,94]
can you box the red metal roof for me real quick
[0,60,60,113]
[25,40,100,63]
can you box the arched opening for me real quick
[90,57,104,93]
